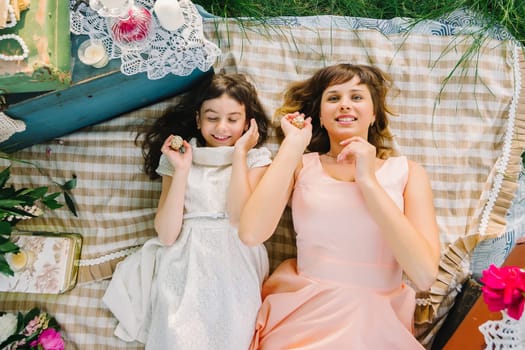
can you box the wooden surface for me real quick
[442,241,525,349]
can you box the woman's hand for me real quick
[338,136,377,184]
[162,135,192,171]
[235,118,259,154]
[281,112,312,150]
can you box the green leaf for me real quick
[24,307,40,324]
[42,192,63,210]
[62,175,77,191]
[0,254,14,276]
[42,199,63,210]
[20,186,48,198]
[0,167,10,188]
[64,191,78,217]
[44,192,61,201]
[0,199,25,207]
[16,311,24,333]
[0,333,24,349]
[0,240,19,253]
[0,222,12,236]
[47,316,60,330]
[0,186,16,199]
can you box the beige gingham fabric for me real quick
[0,16,523,349]
[204,19,525,345]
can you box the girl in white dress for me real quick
[103,72,272,350]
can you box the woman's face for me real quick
[319,76,375,141]
[196,94,248,147]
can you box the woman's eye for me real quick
[327,95,339,102]
[206,117,218,121]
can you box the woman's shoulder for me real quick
[383,156,431,185]
[383,155,408,168]
[302,152,319,162]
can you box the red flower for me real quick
[480,264,525,320]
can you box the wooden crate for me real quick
[0,0,71,94]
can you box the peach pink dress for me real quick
[251,152,424,350]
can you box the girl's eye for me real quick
[327,95,339,102]
[352,95,363,101]
[206,116,218,121]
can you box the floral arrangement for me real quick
[0,307,64,350]
[480,264,525,320]
[0,165,77,277]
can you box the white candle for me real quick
[154,0,185,31]
[98,0,129,7]
[89,0,132,17]
[78,39,109,68]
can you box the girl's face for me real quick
[196,94,248,147]
[319,76,375,141]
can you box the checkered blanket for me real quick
[0,11,523,349]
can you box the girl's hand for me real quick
[162,135,192,171]
[235,118,259,153]
[281,112,312,149]
[338,136,377,184]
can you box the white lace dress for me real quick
[103,139,271,350]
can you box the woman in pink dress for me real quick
[239,63,441,349]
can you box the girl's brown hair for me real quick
[138,71,269,179]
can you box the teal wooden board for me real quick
[0,34,212,153]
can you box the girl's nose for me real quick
[217,119,228,129]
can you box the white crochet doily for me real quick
[479,310,525,349]
[69,0,221,80]
[0,112,26,143]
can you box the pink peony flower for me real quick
[480,264,525,320]
[36,328,64,350]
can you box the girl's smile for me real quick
[197,94,248,147]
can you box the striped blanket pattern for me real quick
[0,14,523,349]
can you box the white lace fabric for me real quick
[0,112,26,142]
[479,311,525,349]
[69,0,221,79]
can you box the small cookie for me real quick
[170,135,183,150]
[286,114,305,129]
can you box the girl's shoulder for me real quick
[156,153,174,177]
[247,146,272,168]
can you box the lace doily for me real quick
[69,0,221,80]
[0,112,26,143]
[479,311,525,349]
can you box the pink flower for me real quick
[23,316,41,336]
[480,264,525,320]
[35,328,64,350]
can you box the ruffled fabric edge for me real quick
[414,43,525,343]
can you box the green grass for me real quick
[195,0,525,46]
